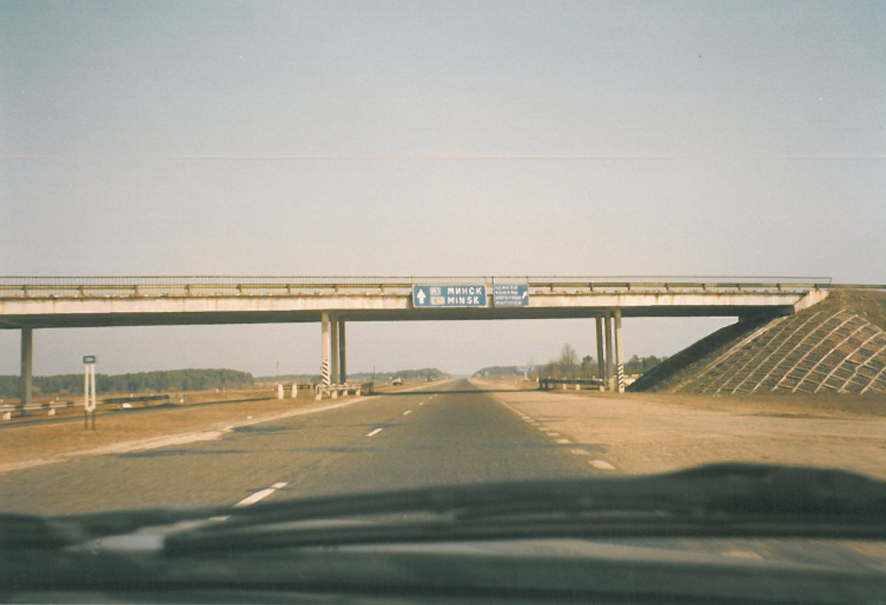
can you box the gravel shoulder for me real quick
[476,380,886,480]
[0,394,372,473]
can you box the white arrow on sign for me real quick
[416,290,427,304]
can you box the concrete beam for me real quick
[595,316,605,386]
[0,290,812,330]
[330,317,340,385]
[20,327,33,414]
[338,320,347,384]
[604,312,614,391]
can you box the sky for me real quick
[1,0,884,377]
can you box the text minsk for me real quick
[413,285,488,308]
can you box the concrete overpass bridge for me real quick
[1,276,832,412]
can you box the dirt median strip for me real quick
[476,380,886,480]
[0,395,375,474]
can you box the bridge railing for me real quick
[0,276,837,298]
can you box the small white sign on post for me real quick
[83,355,97,429]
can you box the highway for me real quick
[0,379,602,515]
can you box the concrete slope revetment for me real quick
[629,289,886,396]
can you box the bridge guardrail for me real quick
[0,276,838,298]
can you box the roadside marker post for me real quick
[82,355,96,430]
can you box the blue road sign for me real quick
[493,284,529,307]
[413,285,487,308]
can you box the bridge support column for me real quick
[604,311,614,391]
[595,317,605,387]
[614,308,625,393]
[338,320,346,384]
[330,316,340,385]
[20,328,33,415]
[321,312,332,387]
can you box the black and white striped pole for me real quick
[614,308,625,393]
[83,355,96,429]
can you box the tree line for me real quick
[256,368,447,384]
[533,346,665,379]
[473,347,665,381]
[0,369,255,398]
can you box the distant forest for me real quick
[474,350,666,380]
[258,368,447,384]
[0,369,254,398]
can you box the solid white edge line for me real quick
[234,487,278,508]
[589,460,616,470]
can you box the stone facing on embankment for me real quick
[631,289,886,396]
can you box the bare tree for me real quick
[558,344,579,378]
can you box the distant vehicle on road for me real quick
[392,377,404,386]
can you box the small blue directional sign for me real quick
[493,284,530,307]
[413,285,487,308]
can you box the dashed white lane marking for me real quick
[544,432,561,438]
[234,482,289,508]
[556,438,571,444]
[570,449,590,456]
[419,402,425,406]
[402,410,412,416]
[366,428,384,437]
[589,460,616,470]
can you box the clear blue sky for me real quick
[1,1,884,377]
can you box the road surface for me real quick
[0,379,605,515]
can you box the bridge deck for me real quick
[0,276,835,329]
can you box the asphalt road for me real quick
[0,379,600,515]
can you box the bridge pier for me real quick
[614,308,625,393]
[595,316,605,387]
[338,320,347,384]
[320,314,348,392]
[20,327,33,415]
[604,312,614,391]
[330,317,340,385]
[321,312,332,386]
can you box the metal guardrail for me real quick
[0,276,836,298]
[0,394,172,415]
[539,378,604,390]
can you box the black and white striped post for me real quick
[614,308,625,393]
[320,312,331,399]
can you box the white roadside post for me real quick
[291,384,298,398]
[276,383,284,399]
[83,355,97,430]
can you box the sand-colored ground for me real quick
[0,392,369,473]
[478,380,886,479]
